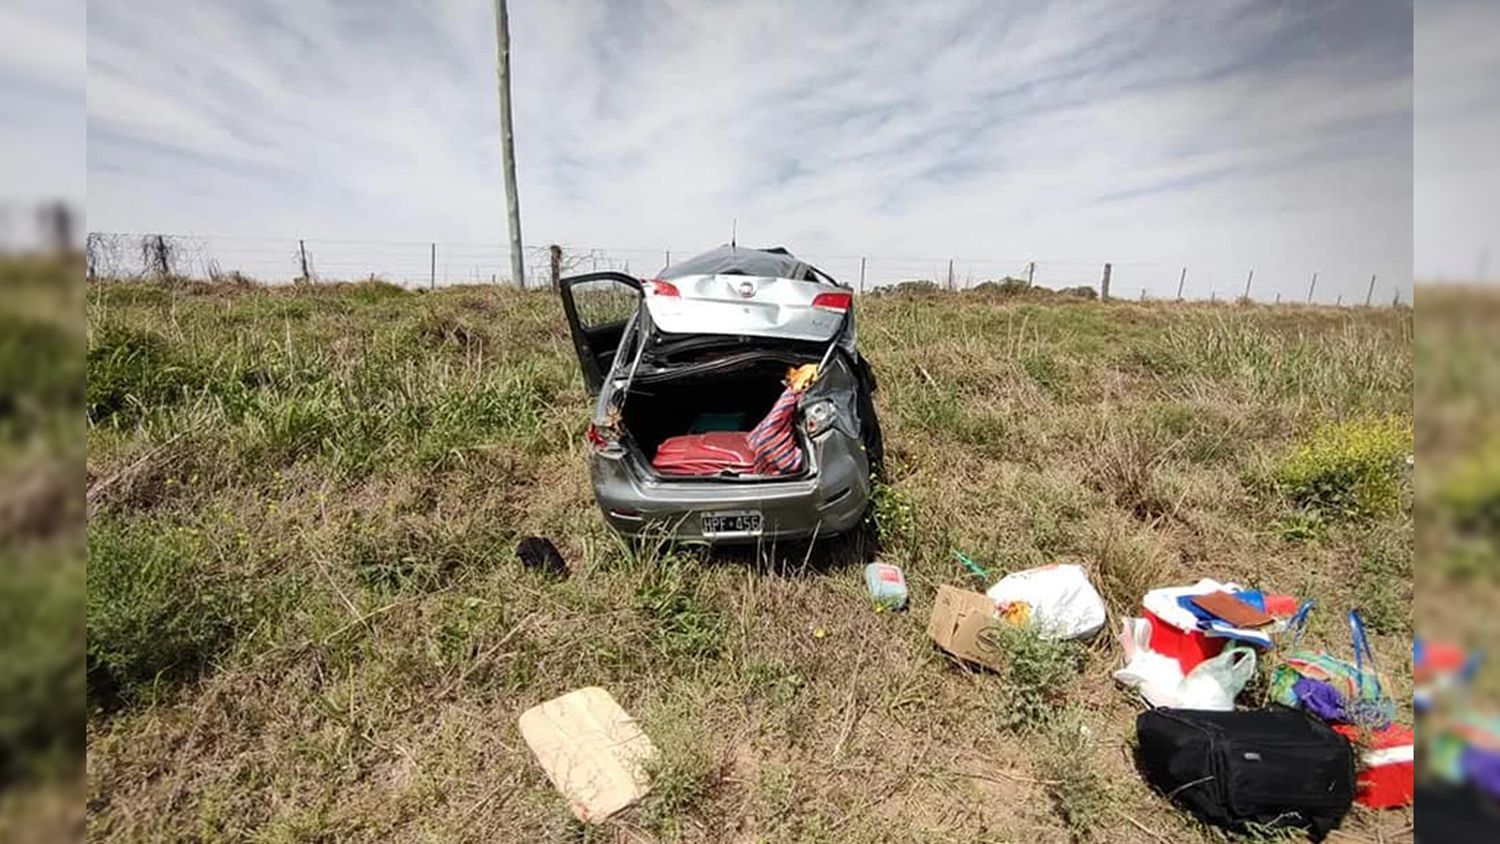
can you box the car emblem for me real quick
[737,280,755,298]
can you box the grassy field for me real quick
[1414,287,1500,700]
[82,277,1415,842]
[1,256,85,843]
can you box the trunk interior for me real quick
[620,356,809,473]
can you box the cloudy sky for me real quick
[2,1,1449,296]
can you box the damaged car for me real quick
[558,245,883,543]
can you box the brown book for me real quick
[1190,591,1276,628]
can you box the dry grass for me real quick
[81,280,1414,842]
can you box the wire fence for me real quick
[83,231,1410,308]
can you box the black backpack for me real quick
[1136,707,1356,839]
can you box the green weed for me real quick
[641,703,718,839]
[1274,416,1411,522]
[988,622,1081,733]
[85,521,241,711]
[1441,437,1500,536]
[86,326,200,428]
[870,479,917,552]
[638,555,723,661]
[1039,708,1112,841]
[0,547,83,783]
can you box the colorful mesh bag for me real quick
[1270,604,1394,729]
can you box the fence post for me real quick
[148,234,170,279]
[430,243,436,290]
[550,244,562,289]
[1101,262,1112,300]
[1275,293,1281,304]
[1210,290,1216,303]
[1140,287,1146,301]
[947,258,954,291]
[1337,294,1343,307]
[1308,272,1317,303]
[1365,274,1377,307]
[298,239,310,282]
[1176,267,1186,300]
[1027,261,1035,287]
[859,256,866,295]
[664,249,670,268]
[1242,268,1254,301]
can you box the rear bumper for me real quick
[589,432,872,543]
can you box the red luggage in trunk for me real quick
[651,432,758,476]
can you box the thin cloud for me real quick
[74,0,1413,298]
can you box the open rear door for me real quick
[558,272,642,395]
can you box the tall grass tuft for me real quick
[85,522,242,711]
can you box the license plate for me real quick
[701,511,762,536]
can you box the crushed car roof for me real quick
[658,245,829,283]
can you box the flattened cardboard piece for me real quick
[927,585,1006,672]
[518,686,657,823]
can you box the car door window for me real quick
[558,272,642,395]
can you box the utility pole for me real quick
[1242,268,1254,301]
[430,242,436,290]
[1176,267,1186,300]
[1101,262,1112,300]
[299,239,310,282]
[493,0,525,288]
[1308,272,1317,303]
[859,256,866,295]
[947,258,955,291]
[1365,274,1377,307]
[1026,261,1035,287]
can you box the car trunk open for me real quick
[618,351,817,479]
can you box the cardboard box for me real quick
[927,585,1006,671]
[519,686,657,822]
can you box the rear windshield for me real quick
[659,246,835,284]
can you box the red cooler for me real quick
[1333,723,1415,809]
[1144,608,1225,673]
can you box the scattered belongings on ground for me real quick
[926,555,1107,670]
[516,535,569,578]
[984,562,1106,640]
[1116,618,1256,710]
[927,584,1010,672]
[1269,605,1395,729]
[1415,637,1479,713]
[1114,576,1418,829]
[1136,706,1356,839]
[519,687,657,823]
[864,561,908,610]
[1115,580,1290,709]
[1333,722,1415,809]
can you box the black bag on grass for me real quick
[1136,706,1355,839]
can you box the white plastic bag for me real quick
[1114,617,1186,707]
[1114,620,1257,710]
[1176,646,1256,710]
[986,564,1106,640]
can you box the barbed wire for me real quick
[81,231,1410,307]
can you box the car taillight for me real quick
[645,279,680,297]
[811,291,852,312]
[586,423,611,450]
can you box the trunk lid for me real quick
[644,273,846,343]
